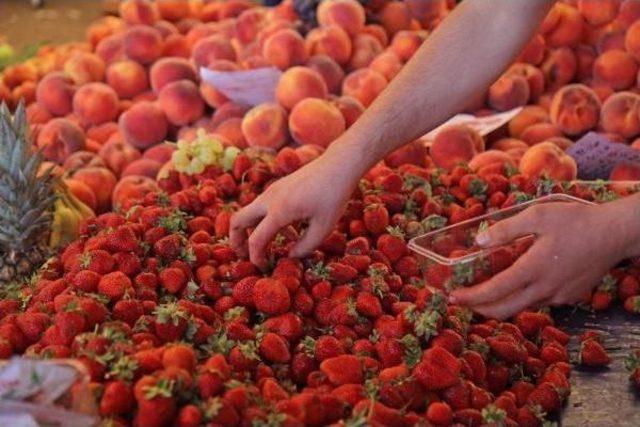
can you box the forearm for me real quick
[328,0,554,174]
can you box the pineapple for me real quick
[0,101,58,285]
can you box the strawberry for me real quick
[159,267,187,294]
[364,203,390,235]
[327,262,358,284]
[81,250,115,274]
[259,332,291,363]
[442,380,470,410]
[71,270,101,292]
[98,271,132,301]
[619,275,640,300]
[453,408,483,426]
[153,302,189,342]
[515,311,552,339]
[154,234,184,259]
[112,299,144,326]
[579,339,610,367]
[426,401,453,425]
[413,346,461,390]
[526,382,561,413]
[376,227,407,263]
[624,351,640,388]
[540,326,570,345]
[320,355,364,385]
[100,380,135,416]
[176,404,203,427]
[15,312,49,344]
[134,379,177,427]
[105,225,139,252]
[252,278,290,316]
[486,334,528,364]
[624,295,640,313]
[113,252,142,277]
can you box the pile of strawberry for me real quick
[5,145,640,426]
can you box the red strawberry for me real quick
[540,326,570,345]
[100,380,135,416]
[426,401,453,425]
[154,234,183,259]
[487,334,528,364]
[252,278,290,316]
[15,312,49,344]
[159,267,187,294]
[327,262,358,284]
[259,332,291,363]
[619,275,640,300]
[526,382,561,413]
[376,227,407,262]
[106,225,139,252]
[98,271,132,301]
[413,346,461,390]
[579,339,610,367]
[175,404,203,427]
[364,203,389,235]
[624,295,640,313]
[515,311,552,339]
[625,351,640,388]
[82,250,115,274]
[153,302,189,342]
[112,299,145,326]
[113,252,142,277]
[71,270,101,292]
[320,355,364,385]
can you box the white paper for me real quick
[418,107,524,145]
[200,67,282,106]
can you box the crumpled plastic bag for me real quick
[200,66,282,106]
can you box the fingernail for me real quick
[476,232,490,247]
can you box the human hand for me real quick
[449,199,640,320]
[229,143,363,269]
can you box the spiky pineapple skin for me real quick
[0,101,57,285]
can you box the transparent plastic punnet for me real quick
[408,194,595,290]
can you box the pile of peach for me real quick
[3,0,640,213]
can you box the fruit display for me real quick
[0,0,640,426]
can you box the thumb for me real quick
[290,219,332,258]
[476,212,534,248]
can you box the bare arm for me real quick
[231,0,555,267]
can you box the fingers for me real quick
[476,207,539,247]
[290,218,333,258]
[229,199,267,255]
[471,282,548,320]
[450,244,545,306]
[247,212,288,269]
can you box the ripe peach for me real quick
[331,95,365,127]
[508,105,549,138]
[192,34,236,69]
[539,3,584,48]
[541,47,578,92]
[507,63,545,101]
[519,141,577,181]
[276,66,328,110]
[593,49,638,90]
[156,0,192,21]
[199,60,239,108]
[1,63,37,90]
[63,52,105,85]
[520,123,563,146]
[578,0,620,26]
[35,72,75,116]
[295,144,325,165]
[86,122,119,146]
[468,150,515,172]
[262,29,308,70]
[72,166,118,212]
[121,158,163,179]
[618,0,640,28]
[98,139,142,177]
[517,34,546,65]
[236,8,268,45]
[348,33,385,70]
[63,178,97,212]
[149,57,197,93]
[143,143,176,164]
[95,34,126,64]
[217,0,252,19]
[610,161,640,181]
[211,102,250,128]
[378,1,412,36]
[106,60,149,99]
[600,91,640,139]
[256,20,296,50]
[491,138,529,152]
[62,151,107,171]
[317,0,366,36]
[549,84,601,136]
[241,103,289,150]
[596,28,626,53]
[305,26,352,65]
[545,136,574,151]
[575,43,597,81]
[215,118,247,148]
[369,51,402,81]
[307,55,345,94]
[123,26,163,65]
[86,16,125,48]
[73,83,119,126]
[625,21,640,61]
[11,81,36,106]
[430,125,484,171]
[158,80,204,126]
[362,24,389,47]
[289,98,346,147]
[112,175,159,211]
[119,101,169,149]
[36,118,86,164]
[240,55,271,70]
[163,34,191,58]
[487,74,530,112]
[342,69,387,107]
[384,140,429,168]
[26,103,53,125]
[119,0,159,25]
[390,30,425,62]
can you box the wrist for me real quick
[600,193,640,259]
[325,131,380,178]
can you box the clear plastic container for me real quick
[408,194,595,290]
[565,180,640,202]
